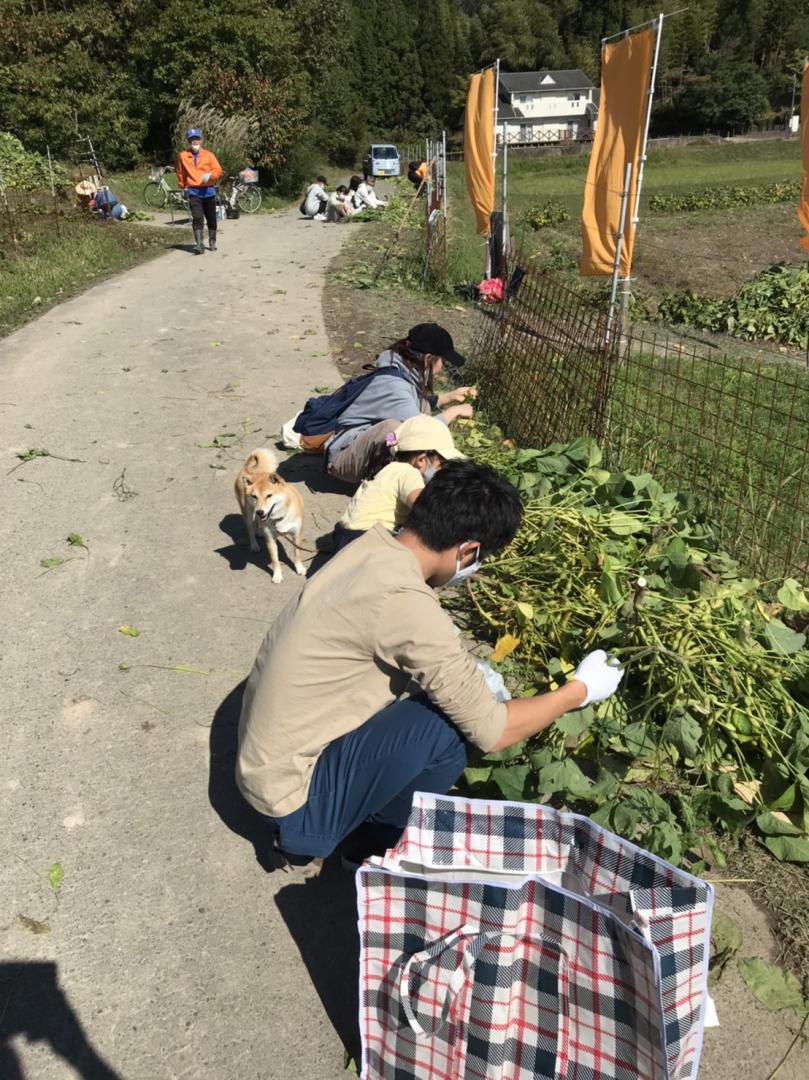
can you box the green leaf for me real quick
[709,911,743,983]
[776,578,809,612]
[661,713,702,760]
[762,835,809,862]
[555,707,594,739]
[599,570,624,605]
[16,914,50,935]
[604,511,645,536]
[763,619,806,655]
[66,533,86,548]
[737,957,809,1015]
[756,811,803,837]
[17,447,50,461]
[536,759,592,797]
[463,766,493,786]
[482,739,527,763]
[118,625,140,637]
[40,556,65,568]
[491,764,530,801]
[620,722,656,758]
[47,862,63,891]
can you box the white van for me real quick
[363,144,401,178]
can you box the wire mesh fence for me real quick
[471,265,809,582]
[0,183,69,245]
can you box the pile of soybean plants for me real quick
[450,421,809,870]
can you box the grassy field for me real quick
[607,347,809,581]
[445,138,805,301]
[0,216,178,336]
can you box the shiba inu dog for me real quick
[235,449,305,583]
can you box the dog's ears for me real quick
[243,476,254,488]
[269,473,281,484]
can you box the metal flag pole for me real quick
[606,162,633,345]
[502,120,509,263]
[485,57,500,278]
[631,13,665,228]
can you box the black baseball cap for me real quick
[408,323,466,368]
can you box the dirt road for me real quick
[1,209,358,1079]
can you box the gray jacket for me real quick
[326,352,440,458]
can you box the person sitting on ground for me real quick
[324,322,476,485]
[353,175,386,211]
[302,175,328,219]
[325,184,352,223]
[236,460,624,865]
[331,415,465,552]
[92,185,119,220]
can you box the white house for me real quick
[496,69,599,146]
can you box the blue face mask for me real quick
[444,543,481,587]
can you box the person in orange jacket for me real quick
[175,128,223,254]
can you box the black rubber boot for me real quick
[208,230,217,252]
[193,228,205,255]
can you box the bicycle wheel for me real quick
[143,181,168,208]
[236,185,261,213]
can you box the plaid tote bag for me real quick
[357,793,714,1080]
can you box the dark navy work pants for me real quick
[269,698,470,858]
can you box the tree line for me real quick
[0,0,806,187]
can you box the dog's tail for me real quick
[243,448,280,475]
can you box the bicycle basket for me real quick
[239,168,259,184]
[149,166,166,182]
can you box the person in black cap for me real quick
[324,323,476,485]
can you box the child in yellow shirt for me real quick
[332,415,466,552]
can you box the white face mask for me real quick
[190,142,201,152]
[422,462,438,482]
[444,543,481,587]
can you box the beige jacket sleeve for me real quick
[375,590,506,751]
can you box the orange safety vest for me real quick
[175,147,223,190]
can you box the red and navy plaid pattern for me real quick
[357,793,713,1080]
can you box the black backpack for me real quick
[293,367,408,436]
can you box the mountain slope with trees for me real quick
[0,0,805,177]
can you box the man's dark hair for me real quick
[316,175,327,184]
[404,460,522,558]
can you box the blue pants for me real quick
[270,698,469,858]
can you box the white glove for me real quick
[201,172,211,183]
[572,649,624,706]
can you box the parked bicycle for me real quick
[218,169,262,215]
[143,166,188,211]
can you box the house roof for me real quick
[499,69,594,93]
[497,102,525,120]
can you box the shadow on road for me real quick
[275,452,355,497]
[208,679,279,871]
[214,514,302,577]
[209,686,363,1062]
[0,961,121,1080]
[274,859,362,1065]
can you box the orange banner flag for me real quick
[799,61,809,253]
[580,29,654,277]
[464,68,495,236]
